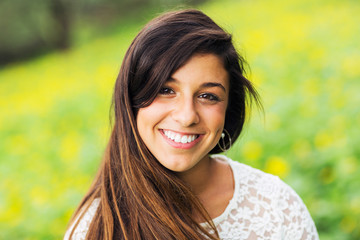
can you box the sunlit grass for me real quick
[1,0,359,239]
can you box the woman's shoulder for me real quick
[215,155,293,195]
[213,155,319,239]
[219,155,311,211]
[229,158,309,214]
[214,154,284,190]
[64,198,100,240]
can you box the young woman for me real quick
[64,9,319,240]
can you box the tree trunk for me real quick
[50,0,71,50]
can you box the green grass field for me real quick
[1,0,359,239]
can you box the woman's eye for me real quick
[199,93,219,102]
[158,87,174,95]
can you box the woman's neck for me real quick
[177,155,215,196]
[177,155,235,220]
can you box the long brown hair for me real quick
[67,9,260,240]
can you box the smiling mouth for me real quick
[161,129,200,144]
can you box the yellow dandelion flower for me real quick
[329,115,347,136]
[329,87,346,110]
[60,132,82,164]
[246,30,267,55]
[251,69,265,87]
[308,47,325,62]
[30,186,49,206]
[265,113,281,132]
[341,55,360,78]
[0,188,23,225]
[299,99,318,118]
[314,131,333,150]
[338,156,358,175]
[292,139,311,159]
[303,78,320,97]
[265,156,290,178]
[350,197,360,215]
[340,216,356,234]
[98,124,111,144]
[242,140,263,161]
[94,64,116,95]
[7,134,29,156]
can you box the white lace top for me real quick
[64,156,319,240]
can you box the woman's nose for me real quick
[171,98,200,127]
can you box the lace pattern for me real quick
[64,156,318,240]
[64,198,100,240]
[205,155,319,240]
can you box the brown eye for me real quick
[199,93,220,102]
[158,87,175,95]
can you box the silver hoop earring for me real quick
[218,129,232,152]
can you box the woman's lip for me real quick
[159,129,203,149]
[160,128,202,135]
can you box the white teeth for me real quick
[163,130,198,144]
[181,136,188,143]
[170,131,176,140]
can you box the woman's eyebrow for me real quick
[201,82,226,92]
[167,78,226,92]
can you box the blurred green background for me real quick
[1,0,359,239]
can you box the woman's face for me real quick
[136,53,229,173]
